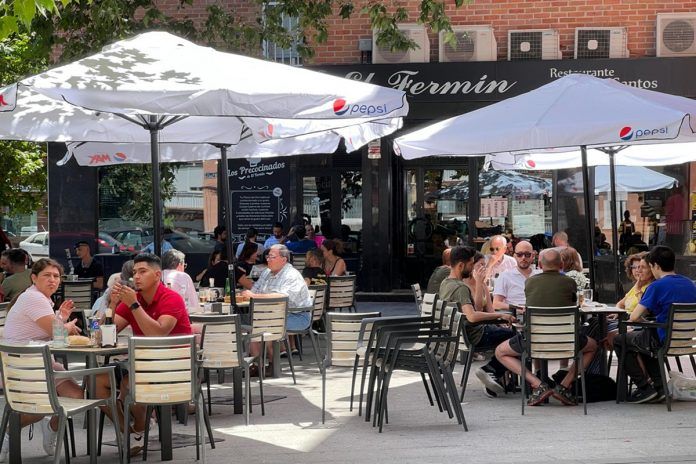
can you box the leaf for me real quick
[35,0,57,15]
[13,0,37,28]
[0,16,18,40]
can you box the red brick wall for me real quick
[305,0,696,64]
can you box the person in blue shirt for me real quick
[263,222,285,248]
[285,225,317,254]
[613,245,696,404]
[141,239,173,255]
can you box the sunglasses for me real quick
[515,252,533,258]
[490,247,501,252]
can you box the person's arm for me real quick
[629,303,649,322]
[616,295,626,309]
[114,283,178,336]
[492,294,510,311]
[470,265,487,312]
[238,273,254,290]
[93,276,104,290]
[461,302,516,324]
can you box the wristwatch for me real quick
[129,302,140,311]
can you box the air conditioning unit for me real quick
[657,13,696,57]
[372,24,430,64]
[574,27,629,58]
[508,29,562,60]
[438,25,497,62]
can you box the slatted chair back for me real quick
[326,312,380,367]
[62,281,93,310]
[128,335,197,405]
[432,299,447,326]
[525,306,579,360]
[291,253,307,272]
[443,312,464,367]
[419,293,438,319]
[664,303,696,357]
[308,285,327,323]
[200,315,244,370]
[435,302,459,360]
[411,283,423,307]
[0,302,8,331]
[326,276,356,311]
[249,297,289,342]
[0,343,59,415]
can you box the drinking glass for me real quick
[582,288,593,305]
[576,291,585,307]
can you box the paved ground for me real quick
[12,302,696,463]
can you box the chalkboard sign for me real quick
[228,158,290,239]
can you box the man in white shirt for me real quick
[493,240,539,312]
[485,235,517,280]
[161,249,199,312]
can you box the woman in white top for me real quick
[3,258,84,456]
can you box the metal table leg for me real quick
[86,353,98,464]
[232,368,243,414]
[8,413,20,464]
[159,405,173,461]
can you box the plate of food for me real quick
[67,335,93,347]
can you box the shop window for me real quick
[262,3,303,66]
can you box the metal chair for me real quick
[291,253,307,272]
[124,335,207,462]
[419,293,438,320]
[521,306,587,415]
[200,314,257,424]
[326,276,357,312]
[411,283,423,308]
[326,312,380,368]
[617,303,696,411]
[0,342,123,464]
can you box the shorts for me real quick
[508,332,589,355]
[286,312,311,332]
[106,360,130,386]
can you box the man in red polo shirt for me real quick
[95,253,191,453]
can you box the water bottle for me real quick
[52,312,65,347]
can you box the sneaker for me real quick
[0,434,8,462]
[475,366,505,395]
[552,384,577,406]
[40,417,57,456]
[483,387,498,398]
[527,383,553,406]
[650,388,666,404]
[627,385,658,404]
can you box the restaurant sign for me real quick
[228,158,290,240]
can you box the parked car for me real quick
[107,228,215,254]
[19,232,130,260]
[19,231,49,259]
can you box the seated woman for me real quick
[3,258,84,457]
[302,248,327,286]
[560,247,588,292]
[462,252,493,312]
[235,242,258,290]
[321,238,347,276]
[605,252,654,348]
[197,249,228,288]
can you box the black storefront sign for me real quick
[313,57,696,118]
[228,158,290,241]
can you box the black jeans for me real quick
[476,325,515,377]
[613,329,662,390]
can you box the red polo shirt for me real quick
[116,282,192,336]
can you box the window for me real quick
[262,3,303,66]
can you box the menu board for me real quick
[480,196,508,218]
[511,199,545,236]
[228,158,290,239]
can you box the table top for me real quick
[48,342,129,355]
[579,304,626,314]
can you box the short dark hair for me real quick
[245,227,258,240]
[133,253,162,270]
[239,242,259,262]
[3,249,26,265]
[273,222,283,230]
[449,246,477,267]
[74,240,90,249]
[645,245,675,272]
[31,258,64,276]
[213,225,226,239]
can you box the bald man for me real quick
[427,248,451,294]
[552,231,569,247]
[485,235,517,280]
[492,241,539,311]
[494,248,596,407]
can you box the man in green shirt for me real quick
[1,249,32,302]
[426,248,451,294]
[494,248,597,407]
[439,246,516,396]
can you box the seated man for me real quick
[74,240,105,290]
[613,245,696,403]
[492,240,539,312]
[302,248,327,286]
[439,246,516,397]
[485,235,517,282]
[161,249,199,312]
[495,248,597,406]
[95,253,191,448]
[242,244,313,360]
[427,248,451,295]
[285,225,317,254]
[0,248,32,302]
